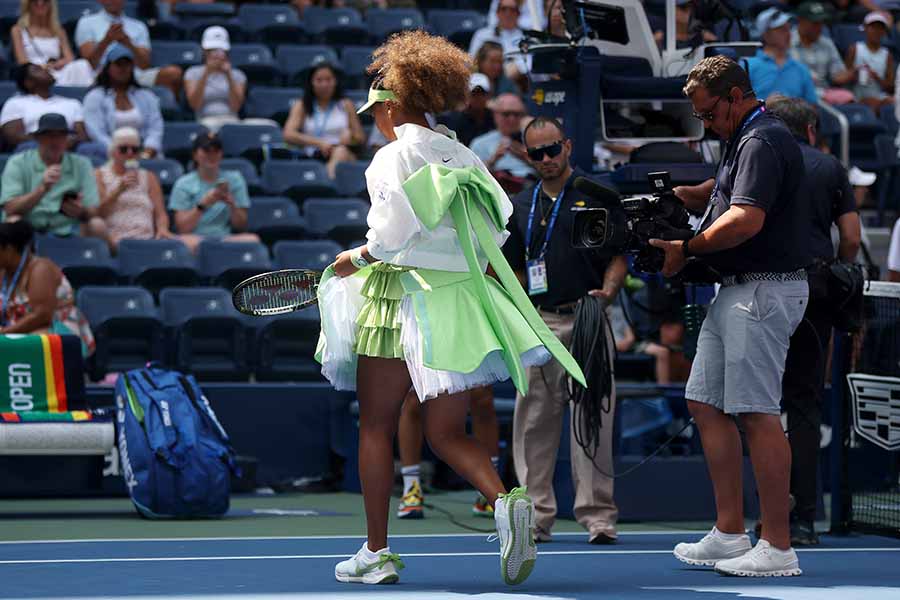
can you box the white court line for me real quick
[0,530,707,546]
[1,548,898,566]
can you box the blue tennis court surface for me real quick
[2,531,899,599]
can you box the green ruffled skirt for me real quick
[353,262,410,359]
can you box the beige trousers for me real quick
[512,309,618,537]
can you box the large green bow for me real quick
[402,164,586,394]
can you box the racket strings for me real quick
[236,271,319,315]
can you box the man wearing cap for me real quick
[168,132,258,253]
[438,74,496,147]
[75,0,182,96]
[184,26,249,132]
[0,113,107,242]
[790,2,857,96]
[747,7,818,103]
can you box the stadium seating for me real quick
[303,198,369,246]
[275,45,341,86]
[76,286,165,380]
[139,158,185,192]
[238,3,304,47]
[303,7,369,47]
[159,286,251,380]
[197,239,272,289]
[254,307,323,381]
[57,1,97,40]
[340,46,376,89]
[230,44,280,86]
[162,122,208,165]
[835,103,887,171]
[261,159,337,203]
[220,157,264,195]
[247,196,309,247]
[245,86,302,125]
[273,240,342,271]
[51,86,87,103]
[366,8,425,43]
[117,239,198,297]
[333,160,369,198]
[0,80,15,108]
[427,10,486,49]
[0,1,19,44]
[218,123,292,162]
[36,235,118,288]
[151,41,203,69]
[151,85,186,121]
[879,104,899,136]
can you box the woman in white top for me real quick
[321,30,584,587]
[468,0,529,88]
[846,12,895,112]
[282,62,365,178]
[94,127,175,252]
[11,0,95,87]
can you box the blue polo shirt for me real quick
[746,50,818,105]
[168,170,250,238]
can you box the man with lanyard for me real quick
[503,116,627,545]
[650,56,811,577]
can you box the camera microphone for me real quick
[572,176,620,206]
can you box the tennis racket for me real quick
[232,269,322,316]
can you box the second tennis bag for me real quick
[115,365,237,519]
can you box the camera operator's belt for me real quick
[536,303,577,315]
[720,269,807,288]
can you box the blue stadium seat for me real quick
[830,23,893,56]
[162,122,208,165]
[139,158,185,192]
[173,0,237,40]
[273,239,342,271]
[261,159,337,202]
[365,8,425,42]
[220,158,263,194]
[0,80,16,107]
[0,1,20,43]
[148,18,187,42]
[218,123,293,162]
[345,88,369,115]
[239,3,305,47]
[58,1,97,38]
[333,160,369,198]
[172,1,234,18]
[197,239,272,289]
[275,44,341,86]
[229,44,280,85]
[117,239,198,297]
[245,86,302,125]
[879,104,899,135]
[159,286,251,380]
[36,235,118,288]
[340,46,375,88]
[303,7,368,46]
[248,196,309,246]
[303,198,369,245]
[51,86,87,102]
[427,10,485,49]
[873,133,900,222]
[836,103,887,169]
[254,307,322,381]
[76,286,165,380]
[151,85,186,121]
[151,41,203,69]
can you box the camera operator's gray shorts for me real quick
[685,279,809,415]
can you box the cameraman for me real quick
[503,116,627,545]
[766,95,861,546]
[649,56,811,577]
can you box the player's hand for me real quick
[333,250,359,278]
[649,238,686,277]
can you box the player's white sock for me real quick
[401,465,421,494]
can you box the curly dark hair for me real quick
[0,220,35,254]
[366,30,472,115]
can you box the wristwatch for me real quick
[681,238,693,259]
[349,248,369,269]
[196,203,206,212]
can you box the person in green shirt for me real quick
[0,113,108,242]
[167,132,258,253]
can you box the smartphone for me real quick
[215,180,229,194]
[59,190,78,213]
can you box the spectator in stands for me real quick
[828,0,882,24]
[95,127,175,253]
[609,300,673,384]
[184,26,249,133]
[11,0,95,87]
[438,73,495,147]
[545,0,567,38]
[845,12,895,112]
[75,0,183,97]
[653,0,717,49]
[282,62,366,179]
[746,8,818,104]
[889,217,900,281]
[474,41,519,98]
[488,0,545,30]
[168,132,258,253]
[0,64,93,153]
[791,1,857,104]
[83,45,163,160]
[470,93,534,194]
[0,220,95,356]
[0,113,107,242]
[469,0,529,90]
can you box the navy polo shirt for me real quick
[798,141,857,261]
[698,107,812,276]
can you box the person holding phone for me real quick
[0,113,108,243]
[167,132,259,253]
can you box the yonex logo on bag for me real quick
[160,400,172,427]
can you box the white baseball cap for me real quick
[469,73,491,93]
[863,12,890,28]
[201,26,230,51]
[755,7,792,34]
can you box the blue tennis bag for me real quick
[114,365,238,519]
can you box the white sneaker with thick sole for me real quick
[673,527,753,567]
[334,543,405,584]
[714,539,802,577]
[494,487,537,585]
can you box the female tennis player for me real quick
[316,30,585,586]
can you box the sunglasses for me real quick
[527,141,564,161]
[117,145,140,154]
[691,95,724,122]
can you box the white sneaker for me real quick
[673,527,753,567]
[714,539,802,577]
[494,487,537,585]
[334,543,405,584]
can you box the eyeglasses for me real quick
[692,95,724,122]
[117,145,140,154]
[527,141,564,161]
